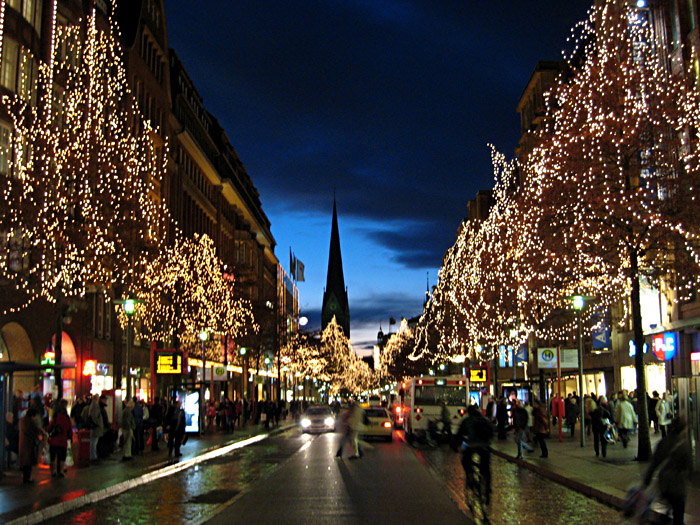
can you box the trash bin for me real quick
[77,429,91,467]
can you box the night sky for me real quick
[163,1,592,353]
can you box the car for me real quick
[300,405,335,433]
[361,407,394,442]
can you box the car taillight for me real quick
[395,406,402,414]
[415,407,422,414]
[459,408,466,416]
[383,421,392,428]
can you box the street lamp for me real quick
[569,294,593,448]
[113,297,138,401]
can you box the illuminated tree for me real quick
[138,233,256,360]
[0,9,169,313]
[320,316,370,394]
[380,318,422,381]
[520,1,700,460]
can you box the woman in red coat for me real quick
[47,399,73,478]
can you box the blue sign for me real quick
[514,344,528,364]
[591,309,611,350]
[498,345,513,367]
[628,340,649,357]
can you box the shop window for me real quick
[0,121,10,175]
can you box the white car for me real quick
[361,407,394,442]
[300,406,335,434]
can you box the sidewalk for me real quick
[0,419,295,525]
[490,425,700,523]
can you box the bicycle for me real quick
[463,447,491,524]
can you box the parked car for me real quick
[361,407,393,442]
[300,405,335,433]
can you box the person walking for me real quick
[120,400,135,461]
[166,399,186,459]
[565,397,580,438]
[496,397,508,440]
[150,397,163,451]
[513,400,533,459]
[591,395,613,458]
[439,399,452,441]
[85,394,105,461]
[642,418,692,525]
[656,392,673,438]
[47,399,72,477]
[614,392,637,448]
[133,397,144,455]
[347,400,366,459]
[532,399,549,458]
[18,407,44,483]
[584,394,597,437]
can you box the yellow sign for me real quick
[156,353,182,374]
[470,368,487,383]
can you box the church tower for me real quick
[322,198,350,337]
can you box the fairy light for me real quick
[414,1,700,366]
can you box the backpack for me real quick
[473,415,494,442]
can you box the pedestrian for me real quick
[234,399,242,429]
[150,397,163,451]
[133,397,144,455]
[120,400,135,461]
[439,399,452,441]
[584,394,597,437]
[166,399,186,459]
[649,391,660,434]
[513,400,533,459]
[524,400,534,443]
[207,399,217,432]
[18,407,44,483]
[496,397,508,440]
[485,395,496,424]
[642,418,692,525]
[84,394,105,461]
[591,395,612,459]
[656,392,672,438]
[532,399,549,458]
[5,412,19,468]
[335,406,352,458]
[47,399,72,477]
[70,396,86,429]
[614,392,637,448]
[565,397,580,438]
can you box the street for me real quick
[46,427,622,525]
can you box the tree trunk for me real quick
[630,250,652,461]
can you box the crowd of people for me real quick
[4,386,296,484]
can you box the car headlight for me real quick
[301,418,311,428]
[324,417,334,427]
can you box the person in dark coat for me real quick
[5,411,19,467]
[496,397,508,440]
[565,397,580,438]
[150,397,163,451]
[590,395,613,458]
[19,407,44,483]
[643,418,692,525]
[532,399,549,458]
[47,399,73,477]
[166,399,186,459]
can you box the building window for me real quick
[1,37,19,91]
[0,121,10,175]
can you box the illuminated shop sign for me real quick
[470,368,487,382]
[652,332,678,361]
[82,361,112,376]
[156,352,183,374]
[628,340,649,357]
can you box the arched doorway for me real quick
[1,322,36,396]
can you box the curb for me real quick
[490,448,663,519]
[5,424,295,525]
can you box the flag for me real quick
[296,259,305,282]
[289,248,297,279]
[389,317,396,325]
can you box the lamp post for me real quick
[123,298,136,401]
[199,330,209,434]
[572,295,587,448]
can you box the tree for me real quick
[520,1,700,460]
[380,319,422,381]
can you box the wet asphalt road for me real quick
[46,428,622,524]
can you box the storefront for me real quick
[618,331,677,395]
[82,360,114,395]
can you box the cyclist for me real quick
[453,404,495,504]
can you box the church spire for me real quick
[322,197,350,337]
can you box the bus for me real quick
[403,375,469,441]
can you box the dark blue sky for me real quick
[163,1,592,352]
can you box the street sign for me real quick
[537,347,578,369]
[156,351,183,374]
[470,367,487,382]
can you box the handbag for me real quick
[65,445,74,467]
